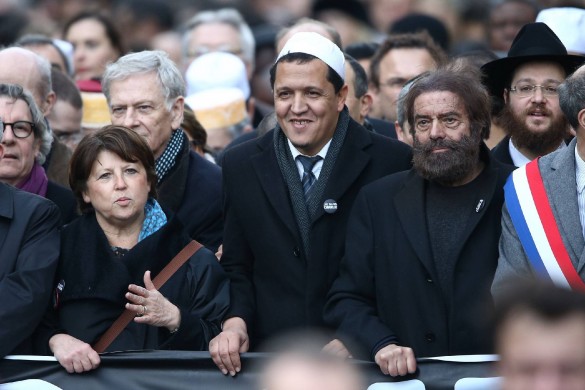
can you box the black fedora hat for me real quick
[481,22,585,98]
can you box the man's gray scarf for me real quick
[274,108,350,257]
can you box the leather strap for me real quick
[93,240,203,353]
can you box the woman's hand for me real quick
[126,270,181,332]
[49,333,101,373]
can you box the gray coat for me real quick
[492,138,585,300]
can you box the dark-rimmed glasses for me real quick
[1,120,36,138]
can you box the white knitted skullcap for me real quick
[276,32,345,80]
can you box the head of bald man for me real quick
[0,47,56,115]
[259,351,363,390]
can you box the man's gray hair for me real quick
[0,83,51,164]
[558,67,585,130]
[102,50,185,111]
[182,8,255,67]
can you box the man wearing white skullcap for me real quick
[209,32,412,376]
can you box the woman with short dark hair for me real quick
[37,125,229,373]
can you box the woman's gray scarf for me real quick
[273,108,350,257]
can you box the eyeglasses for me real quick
[1,120,35,138]
[509,84,559,98]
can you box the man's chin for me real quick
[523,120,553,133]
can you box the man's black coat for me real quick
[324,151,514,359]
[220,118,412,349]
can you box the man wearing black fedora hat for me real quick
[482,22,584,167]
[492,63,585,299]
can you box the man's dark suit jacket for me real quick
[220,118,413,349]
[158,136,223,251]
[491,135,574,168]
[366,117,397,139]
[324,150,514,360]
[491,135,515,166]
[0,182,60,357]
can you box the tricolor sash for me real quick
[504,158,585,291]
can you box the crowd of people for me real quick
[2,0,585,388]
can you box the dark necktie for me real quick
[296,155,322,204]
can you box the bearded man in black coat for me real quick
[325,63,514,376]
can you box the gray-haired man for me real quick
[102,50,222,250]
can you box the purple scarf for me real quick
[17,162,48,197]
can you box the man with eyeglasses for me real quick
[0,47,72,188]
[483,23,584,167]
[492,61,585,298]
[368,31,446,122]
[0,84,60,358]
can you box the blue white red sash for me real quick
[504,158,585,291]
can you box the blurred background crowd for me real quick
[2,0,584,158]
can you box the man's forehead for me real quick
[278,56,327,71]
[511,61,566,82]
[190,22,240,46]
[109,74,164,102]
[414,91,463,112]
[274,59,329,86]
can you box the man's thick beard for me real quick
[498,104,568,156]
[412,131,482,186]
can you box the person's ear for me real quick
[170,96,185,129]
[42,91,56,116]
[359,93,373,120]
[395,120,406,143]
[82,189,91,204]
[577,108,585,131]
[337,84,349,111]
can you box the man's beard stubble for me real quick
[498,103,569,156]
[412,130,482,186]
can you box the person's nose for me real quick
[113,173,127,190]
[429,119,446,140]
[121,108,139,129]
[73,46,86,62]
[531,86,546,103]
[1,124,15,145]
[291,93,307,114]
